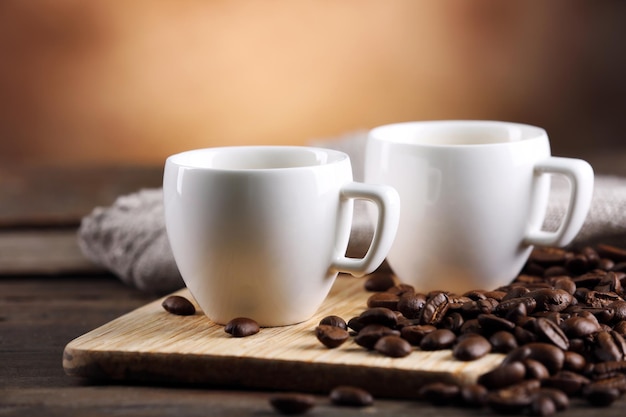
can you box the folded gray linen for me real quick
[78,133,626,294]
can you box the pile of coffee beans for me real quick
[314,244,626,414]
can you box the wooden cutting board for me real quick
[63,274,504,398]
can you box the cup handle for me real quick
[331,182,400,277]
[523,157,594,247]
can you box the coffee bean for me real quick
[477,314,516,334]
[397,292,426,319]
[504,300,529,325]
[501,345,532,365]
[597,308,617,325]
[542,371,590,396]
[614,320,626,336]
[535,388,569,411]
[584,385,621,407]
[535,317,569,350]
[486,386,533,414]
[560,316,601,338]
[420,292,450,325]
[582,246,601,268]
[567,338,587,355]
[363,273,396,292]
[400,324,436,346]
[366,292,399,310]
[448,295,473,308]
[453,334,491,361]
[563,351,587,373]
[420,329,456,351]
[315,325,349,349]
[319,315,347,330]
[496,297,537,316]
[573,271,606,289]
[224,317,260,338]
[552,276,577,295]
[489,330,518,353]
[566,253,592,275]
[418,382,460,405]
[508,379,542,394]
[589,374,626,394]
[476,297,500,315]
[460,384,488,407]
[576,309,602,326]
[594,271,623,294]
[525,343,565,375]
[610,300,626,322]
[347,316,365,332]
[459,318,482,335]
[532,310,564,325]
[358,307,397,328]
[374,335,412,358]
[477,361,526,390]
[161,295,195,316]
[329,386,373,407]
[594,330,626,362]
[524,359,550,380]
[459,301,481,318]
[395,313,420,330]
[597,244,626,263]
[526,289,573,312]
[600,258,616,270]
[530,247,569,266]
[355,324,399,350]
[514,325,538,345]
[269,393,315,415]
[592,360,626,376]
[386,283,416,296]
[529,394,556,416]
[581,290,621,309]
[483,290,507,302]
[501,285,531,301]
[463,290,488,301]
[440,312,464,332]
[544,266,570,278]
[515,274,549,286]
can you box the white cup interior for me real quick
[169,146,347,170]
[370,121,545,146]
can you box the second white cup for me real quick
[365,120,594,293]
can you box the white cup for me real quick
[364,120,594,293]
[164,146,400,326]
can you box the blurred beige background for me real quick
[1,1,625,166]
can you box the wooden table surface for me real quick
[2,156,626,416]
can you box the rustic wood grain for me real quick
[0,164,163,228]
[63,275,504,398]
[0,164,162,277]
[0,229,103,275]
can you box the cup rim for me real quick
[166,146,350,171]
[369,120,547,148]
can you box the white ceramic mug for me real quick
[365,120,594,293]
[164,146,400,326]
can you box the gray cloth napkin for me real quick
[78,133,626,294]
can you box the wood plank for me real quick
[0,229,103,275]
[63,275,504,398]
[0,164,163,228]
